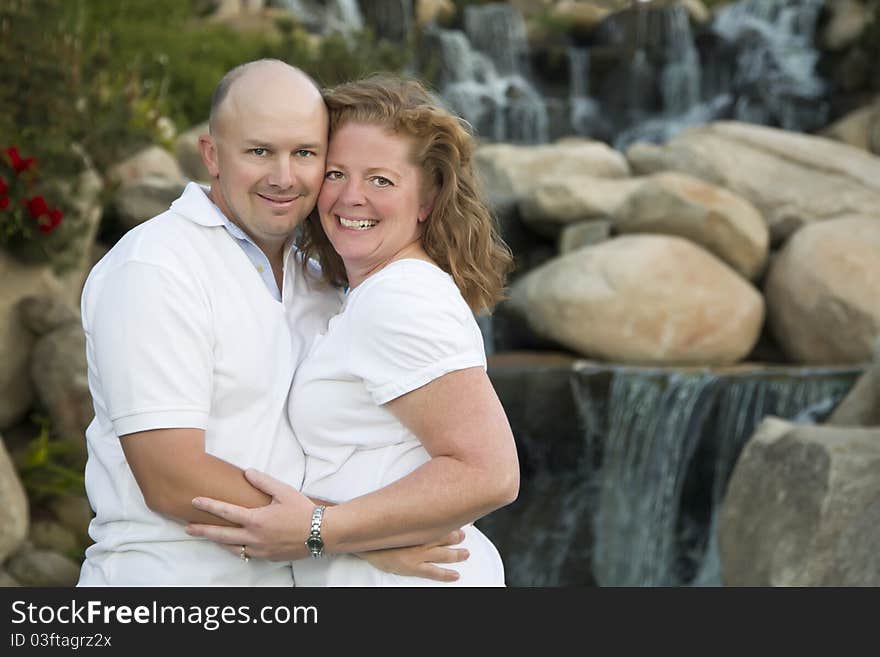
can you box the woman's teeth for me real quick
[339,216,378,230]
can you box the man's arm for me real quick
[121,428,271,525]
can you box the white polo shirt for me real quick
[78,183,342,586]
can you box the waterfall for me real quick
[710,0,827,130]
[359,0,413,45]
[569,47,602,137]
[571,364,859,587]
[426,3,548,144]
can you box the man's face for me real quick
[201,71,328,257]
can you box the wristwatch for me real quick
[305,505,326,559]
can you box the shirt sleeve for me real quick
[347,271,486,405]
[83,259,214,436]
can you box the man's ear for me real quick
[199,134,220,179]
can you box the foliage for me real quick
[15,415,86,506]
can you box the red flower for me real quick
[38,209,63,233]
[0,196,9,211]
[7,146,36,174]
[24,195,50,218]
[0,176,7,194]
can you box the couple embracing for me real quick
[78,59,519,587]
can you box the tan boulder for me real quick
[614,172,769,280]
[520,175,643,235]
[476,138,630,206]
[108,145,184,186]
[508,234,764,365]
[415,0,456,26]
[765,216,880,365]
[174,121,212,182]
[559,219,612,254]
[821,0,869,51]
[822,99,880,156]
[626,121,880,243]
[0,435,28,562]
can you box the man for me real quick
[78,60,465,585]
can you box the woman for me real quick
[188,74,518,585]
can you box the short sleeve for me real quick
[82,260,214,436]
[347,270,486,405]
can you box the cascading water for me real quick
[575,365,860,587]
[573,0,830,149]
[425,3,548,144]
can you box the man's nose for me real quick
[268,156,293,189]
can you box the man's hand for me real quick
[356,529,470,582]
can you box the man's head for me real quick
[199,59,328,259]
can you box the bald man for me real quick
[77,60,339,585]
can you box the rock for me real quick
[719,417,880,586]
[0,569,19,586]
[765,216,880,365]
[0,252,64,429]
[827,338,880,427]
[476,138,630,208]
[821,0,869,51]
[415,0,456,27]
[49,494,93,544]
[548,1,610,35]
[613,172,769,280]
[559,219,612,254]
[5,548,81,586]
[173,122,212,182]
[0,435,29,562]
[508,234,764,365]
[115,177,187,230]
[680,0,710,24]
[18,295,78,336]
[519,175,643,236]
[29,519,80,555]
[108,145,185,187]
[822,99,880,155]
[626,121,880,244]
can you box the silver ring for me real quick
[240,545,249,562]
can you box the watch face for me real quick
[306,536,324,552]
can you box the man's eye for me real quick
[251,148,267,156]
[298,149,315,158]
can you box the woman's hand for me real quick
[185,468,314,561]
[357,529,470,582]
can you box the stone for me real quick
[765,216,880,365]
[508,234,764,365]
[719,417,880,586]
[49,494,93,544]
[173,121,212,182]
[613,171,769,280]
[626,121,880,244]
[108,145,184,186]
[0,435,29,562]
[827,338,880,427]
[415,0,456,27]
[0,569,19,586]
[5,548,81,586]
[115,177,187,230]
[821,0,870,51]
[559,219,612,254]
[29,519,80,555]
[821,99,880,156]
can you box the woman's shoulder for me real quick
[346,259,470,325]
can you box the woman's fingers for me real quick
[191,496,250,524]
[417,564,460,583]
[433,529,466,547]
[185,522,248,547]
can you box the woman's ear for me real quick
[418,187,438,223]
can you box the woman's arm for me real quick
[185,366,519,560]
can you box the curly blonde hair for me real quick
[298,74,512,313]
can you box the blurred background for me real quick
[1,0,879,587]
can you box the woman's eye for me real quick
[371,176,392,187]
[325,170,343,181]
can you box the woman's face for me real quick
[317,121,434,285]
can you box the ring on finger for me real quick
[240,545,249,563]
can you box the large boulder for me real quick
[0,434,28,562]
[613,172,769,280]
[827,338,880,427]
[626,121,880,244]
[821,98,880,155]
[0,252,65,429]
[719,417,880,586]
[508,234,765,365]
[173,121,212,182]
[765,216,880,365]
[476,138,630,208]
